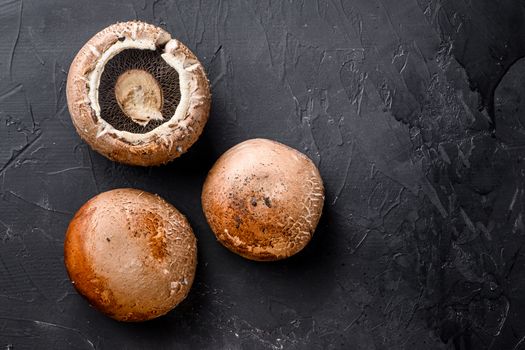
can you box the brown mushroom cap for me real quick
[66,21,211,166]
[64,188,197,321]
[201,138,325,261]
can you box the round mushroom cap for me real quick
[64,188,197,321]
[201,138,325,261]
[66,21,211,166]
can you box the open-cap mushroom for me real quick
[64,188,197,321]
[66,21,211,166]
[202,138,325,261]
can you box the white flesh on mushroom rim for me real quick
[87,37,196,145]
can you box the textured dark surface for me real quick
[0,0,524,349]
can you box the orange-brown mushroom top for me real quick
[202,138,325,261]
[64,188,197,321]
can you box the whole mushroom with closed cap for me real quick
[66,21,211,166]
[64,188,197,321]
[202,138,325,261]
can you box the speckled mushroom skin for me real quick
[66,21,211,166]
[64,188,197,321]
[202,138,325,261]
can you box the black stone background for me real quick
[0,0,524,349]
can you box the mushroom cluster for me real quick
[65,21,325,322]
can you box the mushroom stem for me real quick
[114,69,164,126]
